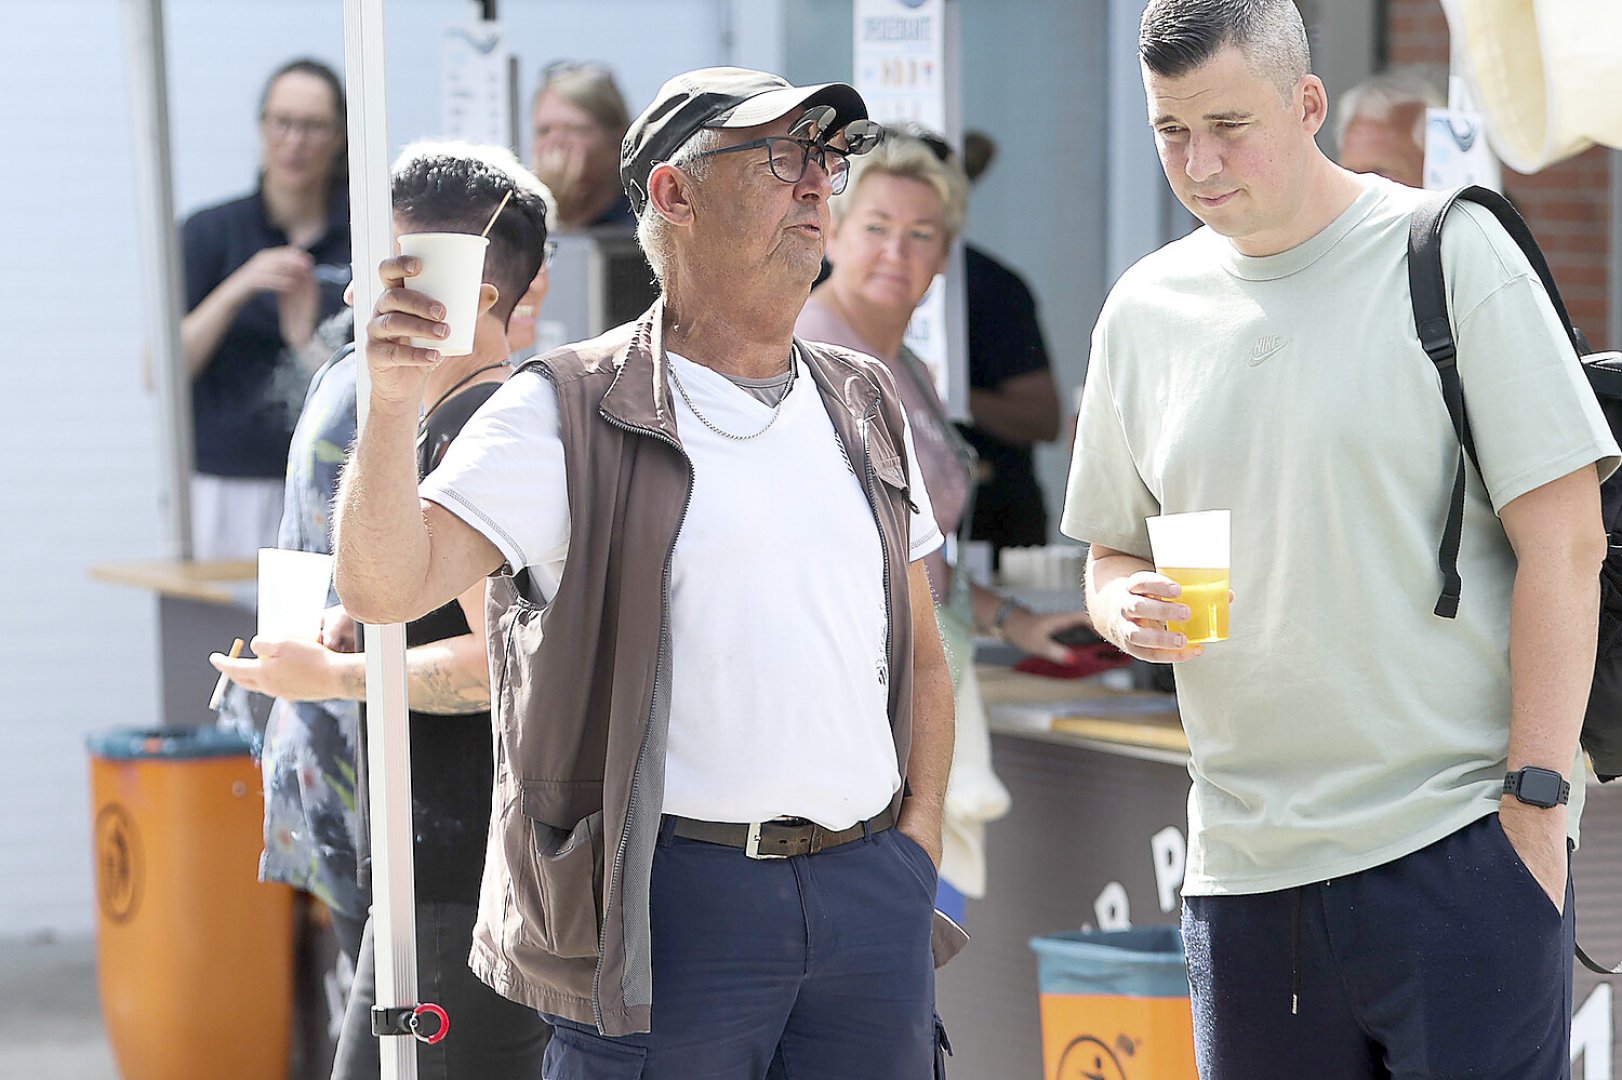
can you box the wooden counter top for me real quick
[90,559,257,607]
[976,664,1189,764]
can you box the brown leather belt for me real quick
[668,806,896,860]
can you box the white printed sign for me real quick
[1423,107,1502,192]
[442,19,513,149]
[854,0,947,130]
[852,0,966,417]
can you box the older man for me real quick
[1065,1,1616,1076]
[1334,66,1443,187]
[335,68,955,1078]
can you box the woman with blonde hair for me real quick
[797,130,1092,921]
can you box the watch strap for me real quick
[1503,767,1571,807]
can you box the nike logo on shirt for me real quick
[1248,335,1290,367]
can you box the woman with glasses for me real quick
[178,58,351,559]
[795,131,1093,924]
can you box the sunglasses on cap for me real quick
[683,108,884,193]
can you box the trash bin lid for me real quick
[87,726,260,760]
[1030,927,1190,998]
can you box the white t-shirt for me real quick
[1063,178,1619,895]
[422,349,943,830]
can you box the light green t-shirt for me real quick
[1062,178,1620,896]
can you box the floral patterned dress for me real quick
[257,331,367,920]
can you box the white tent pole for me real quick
[1611,150,1622,352]
[342,1,420,1077]
[122,0,193,560]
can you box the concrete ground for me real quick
[0,936,118,1080]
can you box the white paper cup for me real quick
[1145,510,1231,644]
[257,549,334,641]
[397,232,489,357]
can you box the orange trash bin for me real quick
[89,727,295,1080]
[1030,927,1198,1080]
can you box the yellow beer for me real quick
[1158,566,1230,643]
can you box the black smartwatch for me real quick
[1503,766,1571,808]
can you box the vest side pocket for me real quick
[524,803,605,959]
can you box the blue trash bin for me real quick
[1029,927,1197,1079]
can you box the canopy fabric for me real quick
[1442,0,1622,172]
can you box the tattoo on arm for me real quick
[409,650,491,714]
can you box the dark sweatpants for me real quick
[542,818,944,1079]
[1182,814,1575,1080]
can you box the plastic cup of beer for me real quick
[396,232,489,357]
[1145,510,1230,644]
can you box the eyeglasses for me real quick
[541,240,558,270]
[690,137,854,194]
[262,113,338,141]
[891,121,954,164]
[541,59,615,83]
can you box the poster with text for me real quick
[853,0,966,417]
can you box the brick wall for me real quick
[1386,0,1613,343]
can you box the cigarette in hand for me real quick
[208,638,245,711]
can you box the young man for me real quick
[1063,2,1618,1076]
[335,69,958,1078]
[214,141,555,1078]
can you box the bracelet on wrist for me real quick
[990,596,1024,641]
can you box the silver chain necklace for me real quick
[666,352,798,442]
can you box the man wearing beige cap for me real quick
[335,67,957,1077]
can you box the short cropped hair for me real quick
[634,128,725,286]
[836,130,970,242]
[1139,0,1312,98]
[390,141,556,325]
[1335,66,1446,148]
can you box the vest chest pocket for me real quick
[867,422,918,518]
[516,783,605,960]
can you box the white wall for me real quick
[1,2,168,940]
[1,0,729,941]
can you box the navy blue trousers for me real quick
[542,819,942,1079]
[1183,814,1575,1080]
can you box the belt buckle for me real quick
[745,822,790,860]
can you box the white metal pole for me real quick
[1610,150,1622,352]
[121,0,193,560]
[941,0,967,423]
[342,1,420,1077]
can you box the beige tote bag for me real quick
[1442,0,1622,172]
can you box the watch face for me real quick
[1518,769,1566,807]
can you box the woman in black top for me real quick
[179,58,351,558]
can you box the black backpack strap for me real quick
[1577,940,1622,976]
[1407,185,1586,618]
[1408,188,1476,619]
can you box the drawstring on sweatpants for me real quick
[1289,887,1302,1016]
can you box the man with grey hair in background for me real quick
[1335,65,1445,187]
[335,67,958,1077]
[1064,0,1617,1075]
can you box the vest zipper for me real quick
[859,402,897,687]
[590,408,694,1033]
